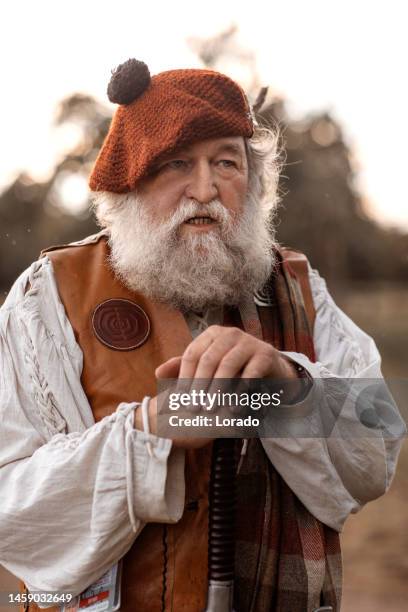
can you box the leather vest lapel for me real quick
[46,236,192,420]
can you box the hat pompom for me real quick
[107,59,151,105]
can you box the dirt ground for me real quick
[341,441,408,611]
[336,283,408,611]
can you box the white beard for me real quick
[105,193,277,312]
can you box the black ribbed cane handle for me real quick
[204,438,237,612]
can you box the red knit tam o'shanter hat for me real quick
[88,59,254,194]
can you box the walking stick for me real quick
[204,438,237,612]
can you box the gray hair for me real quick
[245,124,283,214]
[91,125,282,227]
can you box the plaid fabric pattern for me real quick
[234,250,342,611]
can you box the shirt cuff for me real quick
[121,400,185,525]
[129,428,185,524]
[276,351,323,416]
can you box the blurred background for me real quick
[0,1,407,610]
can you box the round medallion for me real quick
[92,298,151,351]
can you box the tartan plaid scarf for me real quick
[233,249,342,612]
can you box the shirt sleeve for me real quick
[0,261,185,597]
[261,265,406,532]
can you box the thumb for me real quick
[155,356,182,379]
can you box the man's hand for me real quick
[134,326,302,450]
[156,325,298,381]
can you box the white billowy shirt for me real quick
[0,250,405,597]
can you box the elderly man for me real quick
[0,59,405,612]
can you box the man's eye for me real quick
[165,160,188,170]
[218,159,237,168]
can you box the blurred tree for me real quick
[0,94,110,293]
[261,103,408,284]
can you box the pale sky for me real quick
[1,0,407,228]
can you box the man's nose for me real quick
[184,162,218,203]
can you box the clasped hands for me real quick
[135,325,302,448]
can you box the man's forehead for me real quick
[166,136,246,158]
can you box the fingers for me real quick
[240,349,276,378]
[156,326,280,386]
[155,356,182,379]
[212,343,259,378]
[178,332,215,380]
[178,326,243,380]
[193,328,246,380]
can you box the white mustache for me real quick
[166,198,232,230]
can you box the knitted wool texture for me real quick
[89,68,254,193]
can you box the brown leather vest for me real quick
[23,234,314,612]
[46,235,214,612]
